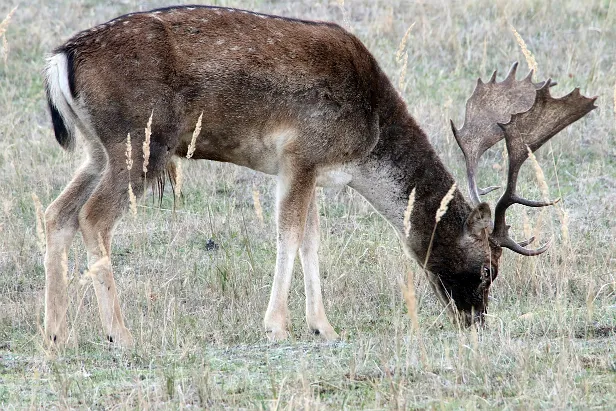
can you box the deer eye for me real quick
[482,265,492,279]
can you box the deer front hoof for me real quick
[265,327,290,342]
[46,332,66,348]
[310,324,339,341]
[107,327,135,348]
[45,323,68,348]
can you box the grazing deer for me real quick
[43,5,596,346]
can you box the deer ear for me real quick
[465,202,492,238]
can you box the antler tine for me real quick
[488,70,497,83]
[452,62,545,205]
[499,236,551,256]
[504,62,519,83]
[491,81,597,255]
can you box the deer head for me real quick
[438,63,597,326]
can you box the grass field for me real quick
[1,0,615,408]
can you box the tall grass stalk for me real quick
[510,23,538,76]
[186,112,203,160]
[32,192,45,253]
[423,183,457,270]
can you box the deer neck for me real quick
[348,111,472,265]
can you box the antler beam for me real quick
[451,62,549,205]
[453,63,597,255]
[491,83,597,254]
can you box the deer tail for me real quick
[44,51,78,151]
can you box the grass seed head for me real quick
[435,183,457,224]
[125,133,133,171]
[186,112,203,160]
[142,111,152,174]
[527,146,549,201]
[526,147,552,252]
[510,23,538,76]
[403,187,416,238]
[128,182,137,216]
[398,52,408,94]
[396,22,415,63]
[2,36,8,65]
[0,5,17,63]
[0,7,17,37]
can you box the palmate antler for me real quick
[452,62,597,255]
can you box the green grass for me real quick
[1,0,615,408]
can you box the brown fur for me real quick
[44,5,500,345]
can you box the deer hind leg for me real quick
[300,191,339,340]
[77,130,172,346]
[77,160,135,347]
[264,164,317,341]
[44,154,104,345]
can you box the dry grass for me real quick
[0,0,615,409]
[403,187,415,238]
[186,112,203,160]
[509,23,538,77]
[142,111,152,176]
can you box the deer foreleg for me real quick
[264,166,316,341]
[299,191,339,340]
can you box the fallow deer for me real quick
[43,5,596,346]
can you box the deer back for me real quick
[54,6,385,173]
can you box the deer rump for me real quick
[42,5,596,347]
